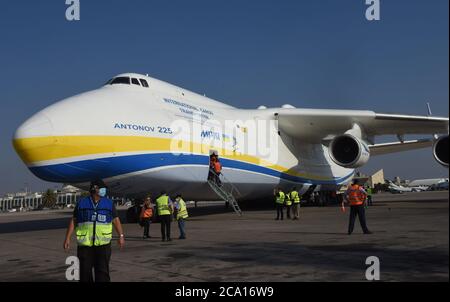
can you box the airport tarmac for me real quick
[0,191,448,282]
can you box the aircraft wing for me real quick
[369,139,433,156]
[277,109,449,143]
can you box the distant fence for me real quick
[0,194,128,212]
[0,193,83,212]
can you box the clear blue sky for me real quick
[0,0,448,195]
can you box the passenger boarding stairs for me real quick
[207,169,243,216]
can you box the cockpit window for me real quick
[110,77,130,85]
[131,78,140,86]
[107,76,149,88]
[139,79,149,87]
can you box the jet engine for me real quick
[433,135,449,167]
[329,134,370,168]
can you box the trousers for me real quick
[77,243,111,282]
[348,205,370,234]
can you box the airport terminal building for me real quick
[0,185,83,212]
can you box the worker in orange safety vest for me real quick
[343,179,372,235]
[212,155,222,186]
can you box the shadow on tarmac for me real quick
[0,205,236,234]
[169,241,449,281]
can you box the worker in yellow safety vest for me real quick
[63,179,125,282]
[156,191,174,242]
[285,191,292,219]
[174,194,189,239]
[289,187,301,220]
[343,180,372,235]
[274,187,285,220]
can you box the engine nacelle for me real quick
[433,135,449,167]
[329,134,370,168]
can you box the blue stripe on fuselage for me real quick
[29,153,354,185]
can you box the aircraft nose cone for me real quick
[13,112,54,165]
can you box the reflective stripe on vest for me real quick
[156,195,171,216]
[276,191,285,204]
[285,194,292,206]
[176,198,189,220]
[290,191,301,203]
[347,185,366,206]
[141,207,153,219]
[75,197,113,247]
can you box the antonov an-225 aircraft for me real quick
[13,73,449,202]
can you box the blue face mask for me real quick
[98,188,107,197]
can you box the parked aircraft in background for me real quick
[387,181,429,194]
[408,178,449,188]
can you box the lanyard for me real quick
[90,197,100,210]
[90,197,100,221]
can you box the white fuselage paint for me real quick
[14,73,354,201]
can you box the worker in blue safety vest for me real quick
[63,179,125,282]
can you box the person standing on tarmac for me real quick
[343,180,372,235]
[174,194,189,239]
[285,191,292,219]
[156,191,174,242]
[63,179,125,282]
[289,187,301,220]
[274,187,285,220]
[140,196,154,239]
[313,192,320,206]
[366,186,373,206]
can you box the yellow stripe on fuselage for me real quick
[13,135,335,181]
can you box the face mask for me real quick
[98,188,107,197]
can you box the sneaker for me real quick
[167,238,172,242]
[364,231,373,235]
